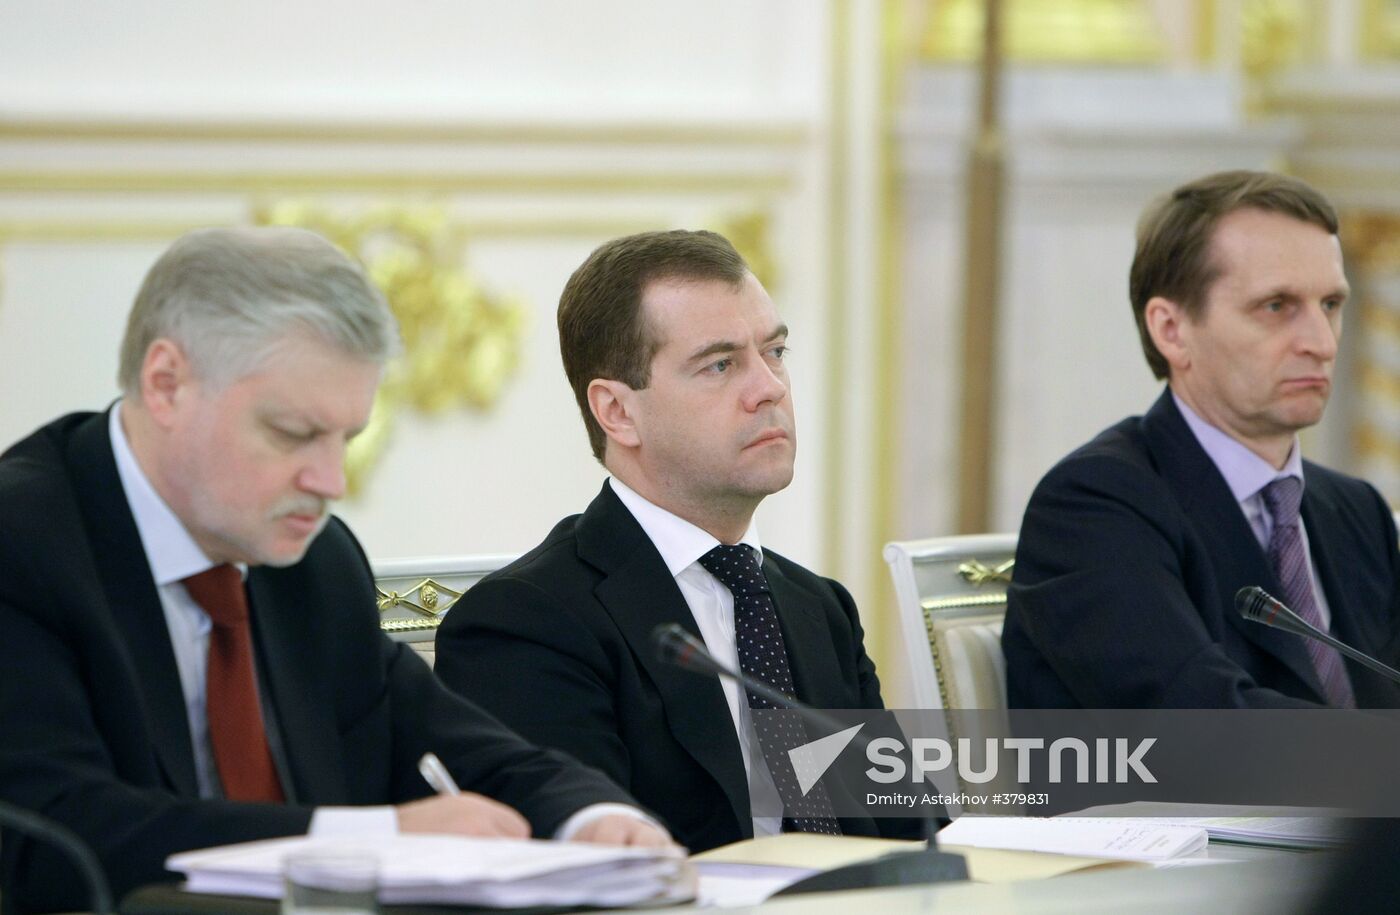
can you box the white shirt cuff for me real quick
[309,806,399,837]
[554,803,667,841]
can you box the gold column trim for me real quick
[823,0,852,578]
[0,170,792,195]
[0,119,809,146]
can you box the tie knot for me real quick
[182,564,248,627]
[699,544,769,596]
[1261,476,1303,528]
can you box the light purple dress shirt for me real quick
[1172,391,1333,630]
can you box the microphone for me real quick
[649,622,968,895]
[0,799,113,914]
[1235,586,1400,686]
[652,624,846,729]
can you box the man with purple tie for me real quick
[1002,170,1400,709]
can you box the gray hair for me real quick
[118,226,400,393]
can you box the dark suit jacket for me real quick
[435,482,923,852]
[1002,390,1400,709]
[0,412,635,914]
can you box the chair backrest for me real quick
[884,534,1017,810]
[884,533,1017,711]
[373,555,516,667]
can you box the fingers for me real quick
[396,793,530,839]
[572,815,681,850]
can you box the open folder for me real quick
[167,834,695,908]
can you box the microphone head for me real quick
[1235,586,1274,624]
[651,623,688,664]
[1235,586,1314,637]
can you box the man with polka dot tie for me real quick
[438,230,926,851]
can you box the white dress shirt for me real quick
[609,477,786,836]
[109,403,642,840]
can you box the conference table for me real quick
[121,839,1325,914]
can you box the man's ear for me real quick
[587,378,642,451]
[1144,296,1193,375]
[140,338,196,428]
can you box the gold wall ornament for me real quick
[919,0,1165,64]
[714,210,779,293]
[956,557,1015,586]
[1240,0,1320,83]
[1361,0,1400,60]
[256,202,528,496]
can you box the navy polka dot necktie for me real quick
[699,543,841,835]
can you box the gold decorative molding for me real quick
[715,210,779,293]
[257,202,527,496]
[1343,212,1400,270]
[922,592,1010,614]
[919,0,1165,64]
[957,558,1016,587]
[0,169,792,195]
[1241,0,1320,83]
[0,118,809,146]
[0,216,669,244]
[1361,0,1400,60]
[376,577,467,627]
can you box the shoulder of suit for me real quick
[476,512,588,588]
[1302,459,1390,518]
[0,413,102,593]
[1033,413,1158,493]
[762,548,851,604]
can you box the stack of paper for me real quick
[1139,816,1346,849]
[167,835,694,907]
[937,816,1208,862]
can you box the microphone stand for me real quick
[652,624,969,895]
[1236,587,1400,686]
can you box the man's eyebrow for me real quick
[763,323,790,344]
[686,339,741,364]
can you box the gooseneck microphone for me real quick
[1235,586,1400,686]
[652,624,850,733]
[0,799,113,914]
[651,622,968,895]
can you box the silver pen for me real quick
[417,751,461,796]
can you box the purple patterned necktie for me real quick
[699,544,842,835]
[1261,477,1357,708]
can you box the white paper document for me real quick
[937,816,1208,862]
[167,834,694,907]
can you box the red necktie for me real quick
[182,565,286,802]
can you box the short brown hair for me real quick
[558,229,749,462]
[1130,170,1338,379]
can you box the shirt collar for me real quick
[109,402,223,586]
[1172,390,1304,504]
[607,477,763,578]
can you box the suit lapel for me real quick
[246,566,345,803]
[577,484,752,832]
[65,410,201,796]
[764,560,840,706]
[1143,392,1325,700]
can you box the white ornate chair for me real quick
[884,534,1017,810]
[373,555,517,668]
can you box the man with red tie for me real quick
[0,227,669,913]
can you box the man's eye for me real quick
[707,358,733,374]
[770,345,788,360]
